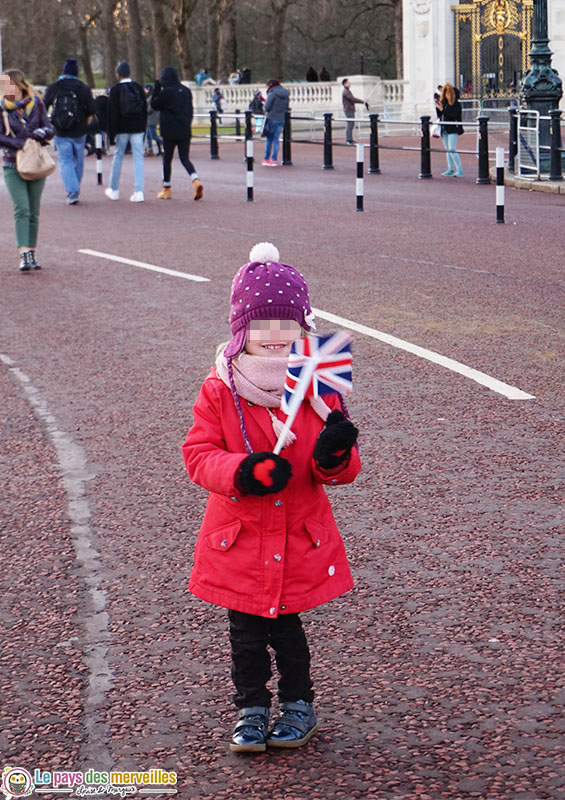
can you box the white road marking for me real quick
[312,308,536,400]
[78,248,210,282]
[75,249,535,400]
[0,353,114,769]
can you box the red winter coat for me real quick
[182,368,361,618]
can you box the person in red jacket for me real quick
[182,242,361,753]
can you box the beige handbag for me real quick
[2,109,56,180]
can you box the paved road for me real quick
[1,140,564,800]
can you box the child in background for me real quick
[182,242,361,753]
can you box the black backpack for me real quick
[51,84,81,130]
[249,94,264,114]
[120,83,144,118]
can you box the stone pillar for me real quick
[402,0,455,117]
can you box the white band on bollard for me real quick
[246,140,253,158]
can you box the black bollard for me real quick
[95,132,103,185]
[496,147,505,223]
[477,114,490,184]
[245,110,253,162]
[356,144,364,212]
[283,110,292,166]
[323,112,334,170]
[246,138,254,202]
[369,113,381,174]
[549,109,563,182]
[419,115,432,179]
[235,109,242,138]
[508,107,518,174]
[210,110,219,160]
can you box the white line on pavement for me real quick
[76,249,535,400]
[0,353,114,769]
[78,248,210,282]
[312,308,536,400]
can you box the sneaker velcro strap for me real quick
[276,714,310,735]
[280,701,310,714]
[238,706,270,719]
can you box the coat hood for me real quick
[160,67,179,85]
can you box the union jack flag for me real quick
[282,331,353,414]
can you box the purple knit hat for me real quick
[224,242,315,358]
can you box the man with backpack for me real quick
[106,61,147,202]
[44,58,97,205]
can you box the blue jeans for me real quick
[264,120,285,161]
[110,132,144,193]
[54,135,86,198]
[441,132,463,174]
[145,124,162,152]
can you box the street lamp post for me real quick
[521,0,563,170]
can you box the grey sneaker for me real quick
[266,700,319,748]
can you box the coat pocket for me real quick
[304,518,330,549]
[204,520,242,552]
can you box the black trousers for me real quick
[228,610,314,709]
[162,138,196,184]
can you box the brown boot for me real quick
[157,186,172,199]
[192,179,203,201]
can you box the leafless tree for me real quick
[173,0,199,80]
[217,0,238,82]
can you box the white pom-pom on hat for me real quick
[249,242,280,264]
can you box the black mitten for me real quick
[236,451,292,496]
[314,409,358,469]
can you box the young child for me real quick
[182,243,361,753]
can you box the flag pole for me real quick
[273,356,318,455]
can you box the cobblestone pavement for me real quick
[1,140,564,800]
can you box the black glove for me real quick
[365,102,369,110]
[314,410,358,469]
[32,128,47,142]
[236,452,292,496]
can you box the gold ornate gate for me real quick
[453,0,533,98]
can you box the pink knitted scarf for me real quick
[215,345,331,449]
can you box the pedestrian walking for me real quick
[105,61,147,202]
[181,241,361,753]
[144,84,162,156]
[1,69,54,272]
[341,78,369,145]
[262,80,289,166]
[150,66,203,201]
[437,82,464,177]
[211,87,224,125]
[43,58,96,205]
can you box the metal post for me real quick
[245,110,253,162]
[210,110,219,160]
[246,138,254,202]
[283,110,292,166]
[235,108,241,139]
[496,147,505,223]
[369,113,381,174]
[549,108,563,181]
[477,114,490,184]
[508,107,518,173]
[95,132,103,185]
[323,112,334,170]
[356,144,364,212]
[419,115,432,179]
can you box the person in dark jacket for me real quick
[306,66,318,82]
[341,78,368,145]
[1,68,54,271]
[319,66,330,81]
[44,58,96,204]
[150,66,203,201]
[262,80,289,166]
[105,61,147,202]
[437,82,464,177]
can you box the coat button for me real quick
[230,496,239,502]
[269,607,276,616]
[221,540,228,548]
[316,539,321,548]
[281,605,286,611]
[247,400,254,406]
[328,565,336,576]
[274,499,283,507]
[274,554,282,562]
[330,478,338,485]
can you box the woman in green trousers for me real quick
[0,69,54,271]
